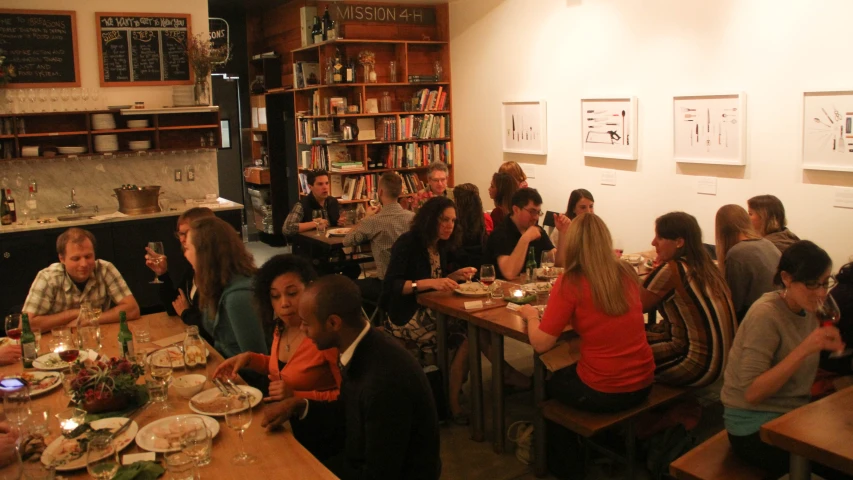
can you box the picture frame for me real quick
[801,90,853,173]
[672,93,746,165]
[502,100,547,155]
[581,97,638,160]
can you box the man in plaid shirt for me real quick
[23,228,140,330]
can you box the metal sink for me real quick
[56,214,95,222]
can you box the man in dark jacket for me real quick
[262,275,441,480]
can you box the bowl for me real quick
[172,374,207,398]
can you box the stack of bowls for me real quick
[57,146,87,155]
[127,119,149,129]
[128,140,152,151]
[94,135,119,152]
[173,86,195,107]
[21,146,40,157]
[92,113,117,131]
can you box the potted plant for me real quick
[70,357,144,414]
[358,50,376,83]
[186,34,227,106]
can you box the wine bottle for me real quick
[5,189,15,224]
[346,58,355,83]
[0,189,9,225]
[333,48,344,84]
[525,246,537,281]
[322,6,331,41]
[20,313,36,369]
[311,16,323,44]
[117,311,134,359]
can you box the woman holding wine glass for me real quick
[721,240,847,479]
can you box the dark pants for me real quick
[728,431,849,480]
[547,364,652,413]
[356,277,383,303]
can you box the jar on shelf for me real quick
[379,92,392,113]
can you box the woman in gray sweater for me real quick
[720,240,846,479]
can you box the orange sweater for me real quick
[247,329,341,401]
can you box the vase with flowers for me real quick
[70,357,144,414]
[186,33,228,106]
[358,50,377,83]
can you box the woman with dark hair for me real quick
[488,172,518,228]
[185,217,266,359]
[715,204,781,320]
[384,196,477,423]
[453,184,488,267]
[821,261,853,374]
[550,189,595,245]
[721,241,846,479]
[642,212,737,387]
[747,195,800,252]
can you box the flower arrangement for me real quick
[186,33,227,105]
[358,50,377,83]
[0,52,16,87]
[70,357,144,413]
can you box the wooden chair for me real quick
[669,430,773,480]
[540,383,689,480]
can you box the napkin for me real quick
[91,211,128,221]
[153,333,185,347]
[112,461,165,480]
[538,338,582,373]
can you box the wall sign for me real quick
[96,12,192,86]
[208,17,230,65]
[0,9,80,88]
[333,4,436,25]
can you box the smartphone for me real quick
[0,378,26,390]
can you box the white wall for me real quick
[3,0,210,108]
[449,0,853,268]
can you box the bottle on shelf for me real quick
[20,313,37,369]
[117,311,134,359]
[325,58,334,85]
[326,15,337,41]
[525,246,537,282]
[356,203,366,222]
[4,189,16,224]
[312,16,323,44]
[322,6,332,41]
[333,48,344,84]
[0,189,9,225]
[346,57,356,84]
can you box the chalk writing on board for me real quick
[0,10,78,85]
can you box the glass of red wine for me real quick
[4,314,22,345]
[816,295,849,358]
[58,349,80,363]
[480,264,496,305]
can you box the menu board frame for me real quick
[0,8,80,88]
[96,12,193,87]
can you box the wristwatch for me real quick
[411,281,418,294]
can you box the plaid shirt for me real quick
[343,202,414,279]
[22,260,133,315]
[282,202,309,236]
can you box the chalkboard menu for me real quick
[0,9,80,87]
[96,12,192,86]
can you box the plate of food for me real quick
[521,282,552,294]
[622,254,643,266]
[147,346,209,368]
[0,372,61,396]
[327,228,352,237]
[32,352,72,371]
[42,417,138,471]
[188,385,262,417]
[135,414,219,453]
[454,282,490,297]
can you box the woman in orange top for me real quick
[214,254,341,402]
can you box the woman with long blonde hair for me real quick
[715,204,780,320]
[520,213,655,412]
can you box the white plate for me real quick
[32,353,71,371]
[42,417,138,471]
[454,283,490,297]
[327,228,352,236]
[135,414,219,453]
[147,346,209,368]
[57,146,87,154]
[188,385,262,417]
[0,371,61,396]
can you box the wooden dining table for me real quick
[760,385,853,480]
[0,312,337,479]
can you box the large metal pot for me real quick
[112,186,162,215]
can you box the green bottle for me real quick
[118,311,135,359]
[525,246,537,281]
[20,314,37,369]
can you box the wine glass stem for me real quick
[238,429,246,456]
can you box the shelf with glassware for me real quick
[0,109,221,161]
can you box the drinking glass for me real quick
[0,446,22,480]
[37,89,46,112]
[80,88,89,110]
[4,90,14,114]
[180,416,212,466]
[433,61,443,81]
[28,405,50,437]
[91,88,100,109]
[70,88,80,110]
[134,316,151,343]
[480,264,496,305]
[817,294,850,358]
[541,250,556,278]
[86,435,119,480]
[165,451,197,480]
[225,394,254,465]
[3,390,31,431]
[148,242,165,284]
[4,314,21,344]
[148,348,173,406]
[389,61,398,83]
[490,280,504,303]
[28,89,36,111]
[312,209,324,236]
[17,91,26,113]
[32,328,41,354]
[60,89,70,111]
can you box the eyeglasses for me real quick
[523,208,544,218]
[174,231,188,240]
[803,276,837,291]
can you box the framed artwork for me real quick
[673,93,746,165]
[802,91,853,172]
[502,100,547,155]
[581,97,637,160]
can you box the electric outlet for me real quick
[174,169,182,182]
[187,166,195,182]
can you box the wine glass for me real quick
[86,435,119,480]
[3,389,31,431]
[541,249,556,278]
[49,88,58,111]
[312,209,324,236]
[480,264,496,305]
[4,90,14,114]
[180,416,212,466]
[27,89,36,111]
[70,88,80,110]
[148,242,165,283]
[38,89,47,112]
[91,88,100,109]
[4,314,21,345]
[225,394,255,465]
[60,88,70,111]
[817,294,850,358]
[80,88,89,110]
[17,90,26,113]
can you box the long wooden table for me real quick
[0,313,337,479]
[760,385,853,480]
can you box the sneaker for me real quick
[507,421,534,465]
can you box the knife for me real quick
[512,115,515,140]
[108,400,152,441]
[707,108,710,133]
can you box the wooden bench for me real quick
[670,430,773,480]
[541,383,689,480]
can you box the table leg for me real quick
[491,331,505,454]
[789,454,811,480]
[436,312,450,415]
[467,322,484,442]
[533,354,547,477]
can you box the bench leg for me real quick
[625,421,635,480]
[467,322,484,442]
[533,354,547,477]
[789,454,811,480]
[491,331,505,454]
[436,312,450,416]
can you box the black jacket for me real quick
[295,328,441,480]
[383,231,455,326]
[299,193,340,227]
[157,267,213,345]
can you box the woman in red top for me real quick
[214,254,341,402]
[520,213,655,412]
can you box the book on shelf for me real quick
[252,52,278,60]
[299,6,317,47]
[292,62,320,89]
[365,98,379,114]
[375,117,397,141]
[381,141,452,168]
[357,118,376,141]
[298,173,310,195]
[408,75,439,83]
[316,120,333,136]
[326,145,350,164]
[331,174,343,197]
[331,162,364,172]
[399,114,449,140]
[408,87,446,112]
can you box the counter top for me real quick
[0,198,243,235]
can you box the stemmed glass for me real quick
[27,89,36,112]
[541,249,556,278]
[3,389,31,432]
[38,89,47,112]
[17,91,26,113]
[225,394,255,465]
[80,88,89,110]
[817,294,850,358]
[148,242,165,283]
[4,314,21,345]
[70,88,80,111]
[86,435,119,480]
[4,90,14,114]
[180,416,212,467]
[91,88,100,109]
[312,209,324,236]
[49,88,58,111]
[60,89,70,111]
[480,264,496,305]
[148,348,174,409]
